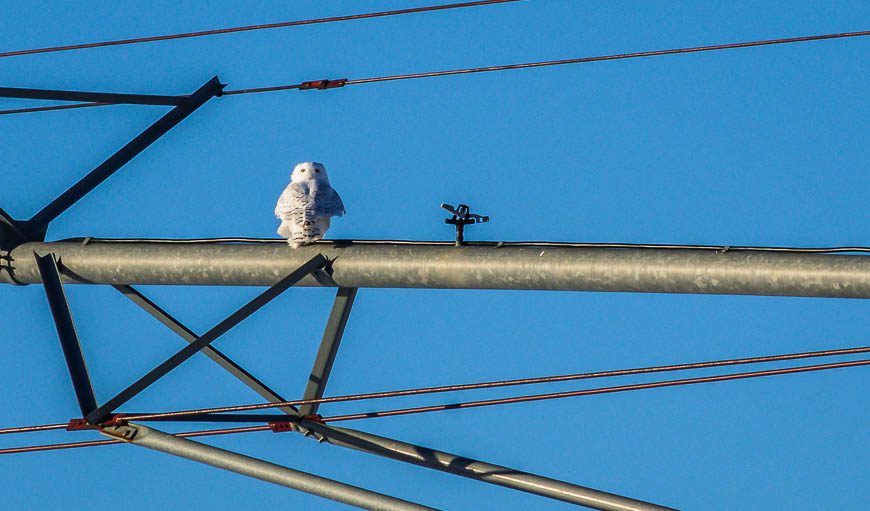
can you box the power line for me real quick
[115,345,870,423]
[0,1,518,59]
[1,358,866,455]
[0,425,270,455]
[2,345,866,434]
[4,29,867,116]
[317,358,870,423]
[223,29,870,94]
[338,29,870,86]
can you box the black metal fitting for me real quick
[441,203,489,246]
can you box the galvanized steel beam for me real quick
[4,241,870,298]
[102,423,441,511]
[301,422,678,511]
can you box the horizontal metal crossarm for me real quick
[5,240,870,298]
[34,253,98,416]
[85,254,327,424]
[102,423,441,511]
[0,86,187,105]
[23,77,224,237]
[114,285,300,416]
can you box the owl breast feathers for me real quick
[275,162,345,248]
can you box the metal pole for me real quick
[301,422,678,511]
[5,241,870,298]
[114,285,300,416]
[24,77,224,235]
[101,423,441,511]
[33,253,98,415]
[86,255,326,423]
[300,287,358,416]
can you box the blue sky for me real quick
[1,1,868,509]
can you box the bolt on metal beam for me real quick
[114,284,299,416]
[34,253,98,416]
[86,255,327,424]
[101,422,441,511]
[5,241,870,299]
[23,77,224,237]
[300,287,358,416]
[301,422,679,511]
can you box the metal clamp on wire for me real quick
[441,203,489,246]
[299,79,348,91]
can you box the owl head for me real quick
[291,161,329,183]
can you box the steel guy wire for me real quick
[1,358,866,454]
[3,29,868,116]
[0,1,518,59]
[2,344,867,435]
[315,359,870,423]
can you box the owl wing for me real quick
[315,186,346,217]
[275,183,309,219]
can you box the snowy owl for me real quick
[275,162,346,248]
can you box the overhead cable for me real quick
[114,345,870,422]
[0,425,270,455]
[1,358,866,454]
[4,29,868,116]
[226,29,870,91]
[317,358,870,423]
[0,1,518,59]
[2,345,866,434]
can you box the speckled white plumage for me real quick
[275,162,345,248]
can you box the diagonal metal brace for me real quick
[86,254,327,424]
[23,76,225,239]
[299,287,357,416]
[34,252,98,416]
[114,284,299,416]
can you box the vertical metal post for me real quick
[102,423,441,511]
[302,422,679,511]
[33,253,98,416]
[114,284,299,416]
[86,255,326,424]
[299,287,357,416]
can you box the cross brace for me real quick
[86,254,327,424]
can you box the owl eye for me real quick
[300,169,306,173]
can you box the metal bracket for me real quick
[299,79,348,90]
[441,203,489,246]
[100,424,139,442]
